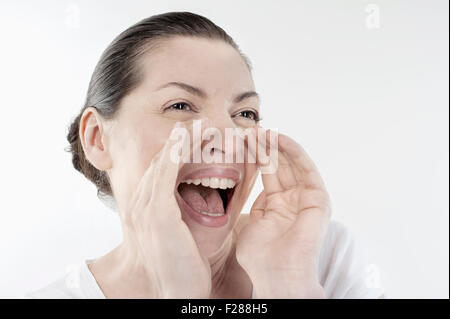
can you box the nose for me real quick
[191,116,244,164]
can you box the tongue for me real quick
[178,184,225,214]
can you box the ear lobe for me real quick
[79,107,112,171]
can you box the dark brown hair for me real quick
[66,11,252,199]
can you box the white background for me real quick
[0,0,448,298]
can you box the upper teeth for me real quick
[182,177,236,189]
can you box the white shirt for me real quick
[24,220,386,299]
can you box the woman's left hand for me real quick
[235,128,332,298]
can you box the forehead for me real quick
[138,36,255,95]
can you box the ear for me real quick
[79,107,113,171]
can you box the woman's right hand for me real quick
[122,122,211,298]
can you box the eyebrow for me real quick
[156,81,260,104]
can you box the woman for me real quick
[27,11,385,299]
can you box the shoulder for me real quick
[24,261,105,299]
[318,220,386,298]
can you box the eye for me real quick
[166,102,193,112]
[234,110,260,122]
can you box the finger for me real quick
[149,122,187,212]
[278,133,326,190]
[134,128,176,207]
[266,130,297,190]
[127,122,187,233]
[125,148,161,230]
[135,146,164,201]
[249,191,266,221]
[253,127,284,195]
[244,126,258,164]
[276,152,298,189]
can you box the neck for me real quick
[89,228,252,298]
[208,230,253,298]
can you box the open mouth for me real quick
[177,177,237,218]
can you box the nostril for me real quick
[210,147,225,155]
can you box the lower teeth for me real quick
[199,211,224,217]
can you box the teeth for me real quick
[219,179,228,189]
[182,177,236,189]
[210,177,220,189]
[201,178,210,187]
[199,211,225,217]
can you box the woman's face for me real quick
[105,36,260,257]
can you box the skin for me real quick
[79,36,331,298]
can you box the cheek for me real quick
[111,124,172,196]
[130,128,173,178]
